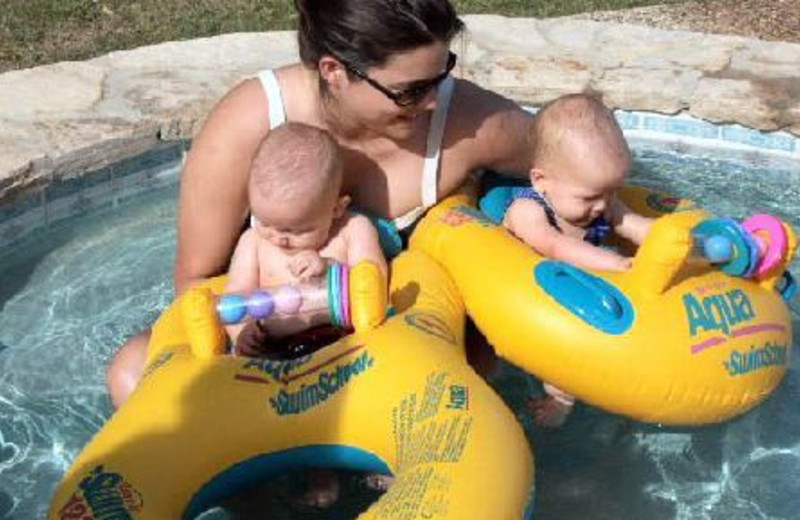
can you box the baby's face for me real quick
[545,176,616,228]
[251,194,341,252]
[535,148,628,228]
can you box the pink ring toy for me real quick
[273,285,303,315]
[341,264,351,328]
[742,214,788,277]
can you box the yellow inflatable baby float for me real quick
[48,181,796,518]
[48,253,535,520]
[411,188,796,425]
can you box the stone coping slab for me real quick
[1,15,799,207]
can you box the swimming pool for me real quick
[0,140,798,519]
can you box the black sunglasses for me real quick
[338,51,457,107]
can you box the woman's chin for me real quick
[384,115,420,140]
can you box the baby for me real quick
[224,122,387,507]
[225,122,386,354]
[485,94,652,427]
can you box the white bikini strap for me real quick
[391,75,456,231]
[421,75,455,208]
[391,206,427,232]
[257,70,287,130]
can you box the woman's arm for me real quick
[174,78,271,295]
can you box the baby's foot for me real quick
[295,469,340,508]
[362,474,395,492]
[527,395,573,428]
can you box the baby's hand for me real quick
[234,319,272,357]
[289,250,327,280]
[617,256,633,271]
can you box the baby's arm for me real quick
[223,230,260,345]
[342,213,388,276]
[608,196,653,246]
[505,199,632,272]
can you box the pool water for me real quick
[0,141,798,520]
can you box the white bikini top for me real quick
[257,69,455,231]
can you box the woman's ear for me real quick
[318,56,348,92]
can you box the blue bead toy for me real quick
[217,294,248,324]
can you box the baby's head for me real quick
[529,94,631,227]
[249,122,347,251]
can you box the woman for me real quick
[106,0,533,408]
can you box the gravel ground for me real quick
[575,0,800,43]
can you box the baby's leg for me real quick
[363,474,395,492]
[295,469,340,508]
[528,383,574,428]
[106,329,151,408]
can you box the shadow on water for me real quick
[0,247,50,312]
[0,214,104,311]
[491,364,678,520]
[0,488,14,520]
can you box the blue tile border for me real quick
[615,111,642,131]
[46,166,113,202]
[719,125,796,153]
[0,203,46,247]
[115,143,184,178]
[114,161,182,207]
[642,115,720,140]
[530,105,798,158]
[45,177,115,226]
[0,143,184,250]
[618,112,799,158]
[0,190,44,224]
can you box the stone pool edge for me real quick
[1,15,799,248]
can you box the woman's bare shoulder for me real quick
[446,78,534,175]
[198,78,268,137]
[200,64,316,138]
[450,79,521,115]
[449,80,530,125]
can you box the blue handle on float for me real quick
[777,271,797,302]
[695,234,734,263]
[535,261,633,335]
[691,218,753,277]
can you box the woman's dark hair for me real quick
[295,0,464,69]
